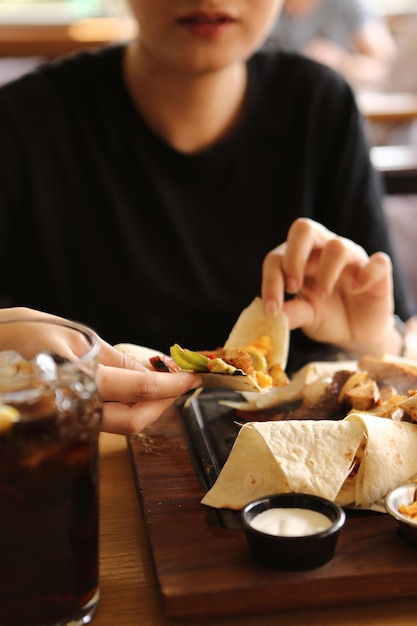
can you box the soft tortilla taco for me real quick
[116,297,290,393]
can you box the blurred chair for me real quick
[371,145,417,195]
[384,194,417,309]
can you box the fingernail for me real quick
[285,278,298,294]
[191,377,203,389]
[265,299,279,316]
[126,356,147,371]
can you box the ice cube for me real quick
[33,352,58,384]
[0,351,33,392]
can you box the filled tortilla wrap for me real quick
[113,344,165,369]
[346,413,417,508]
[192,296,289,392]
[200,414,417,512]
[201,419,364,509]
[113,342,286,392]
[116,296,290,393]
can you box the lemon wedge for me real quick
[0,404,20,433]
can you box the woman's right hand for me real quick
[0,307,202,436]
[97,341,202,435]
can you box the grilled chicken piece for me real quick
[200,347,255,376]
[338,371,381,411]
[344,379,381,412]
[269,363,289,387]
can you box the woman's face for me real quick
[126,0,284,74]
[283,0,323,18]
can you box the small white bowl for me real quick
[385,484,417,549]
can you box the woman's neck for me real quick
[123,41,248,154]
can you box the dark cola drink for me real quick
[0,322,102,626]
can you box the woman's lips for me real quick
[177,11,237,38]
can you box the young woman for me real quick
[0,1,415,436]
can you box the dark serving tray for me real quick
[181,388,245,529]
[127,389,417,620]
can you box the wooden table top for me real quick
[95,431,417,626]
[357,91,417,124]
[0,19,136,57]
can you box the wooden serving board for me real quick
[127,390,417,620]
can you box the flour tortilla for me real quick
[193,372,272,393]
[115,297,290,393]
[113,343,264,391]
[201,419,365,509]
[201,414,417,512]
[221,353,417,412]
[196,296,289,392]
[346,413,417,508]
[220,359,358,411]
[114,344,165,369]
[224,296,289,369]
[113,343,282,392]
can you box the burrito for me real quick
[200,414,417,512]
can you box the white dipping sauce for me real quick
[250,507,332,537]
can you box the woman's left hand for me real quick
[261,218,398,356]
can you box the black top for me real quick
[0,45,414,372]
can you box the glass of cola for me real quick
[0,317,102,626]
